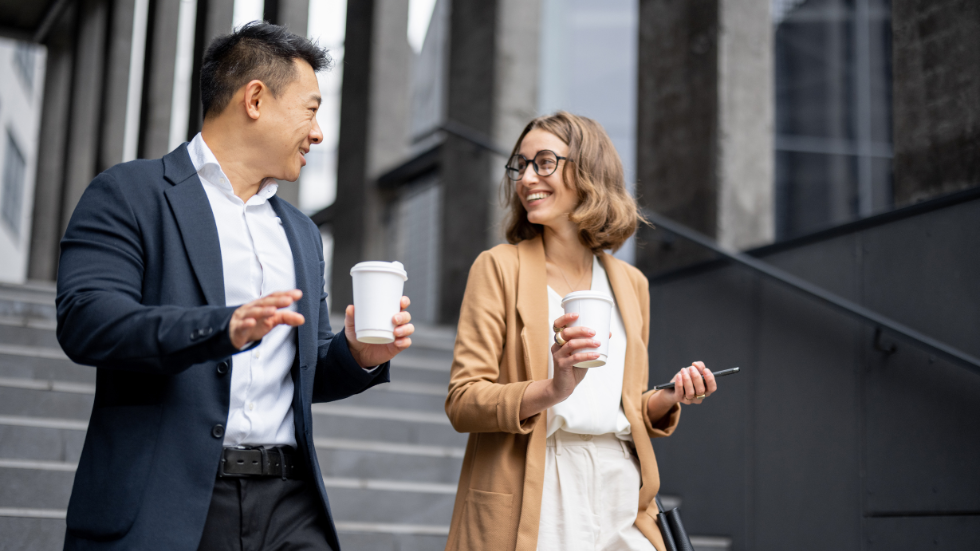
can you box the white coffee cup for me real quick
[350,261,408,344]
[560,291,614,368]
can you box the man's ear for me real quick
[242,80,265,120]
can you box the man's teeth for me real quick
[527,192,550,201]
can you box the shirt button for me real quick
[253,350,261,359]
[248,402,255,411]
[212,424,225,438]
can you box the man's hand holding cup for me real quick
[347,261,414,368]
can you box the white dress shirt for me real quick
[188,133,299,447]
[546,256,633,440]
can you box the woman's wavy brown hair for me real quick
[502,111,646,252]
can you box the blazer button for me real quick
[212,424,224,438]
[216,360,230,375]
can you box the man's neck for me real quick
[200,124,265,203]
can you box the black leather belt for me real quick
[219,446,303,479]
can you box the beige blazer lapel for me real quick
[516,237,550,382]
[598,252,646,411]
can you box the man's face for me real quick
[260,59,323,182]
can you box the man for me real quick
[55,22,410,550]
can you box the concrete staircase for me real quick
[0,282,462,550]
[0,282,731,551]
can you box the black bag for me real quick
[655,495,695,551]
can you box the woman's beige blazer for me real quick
[444,236,681,551]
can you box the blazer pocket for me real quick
[457,488,516,551]
[66,405,162,539]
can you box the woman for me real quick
[444,112,719,551]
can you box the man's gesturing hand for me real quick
[229,290,306,350]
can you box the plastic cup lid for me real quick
[561,291,614,307]
[350,261,408,280]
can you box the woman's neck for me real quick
[542,224,593,294]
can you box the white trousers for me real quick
[536,431,657,551]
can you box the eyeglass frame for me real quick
[504,150,572,181]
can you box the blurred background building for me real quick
[0,0,978,549]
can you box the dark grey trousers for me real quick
[196,475,333,551]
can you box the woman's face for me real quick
[514,129,577,230]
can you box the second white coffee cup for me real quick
[350,261,408,344]
[560,291,614,368]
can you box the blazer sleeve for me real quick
[445,251,536,435]
[636,270,681,439]
[312,230,390,403]
[56,171,243,373]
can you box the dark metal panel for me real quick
[864,516,980,550]
[860,199,980,358]
[864,340,980,514]
[752,276,864,551]
[649,267,756,551]
[762,232,862,303]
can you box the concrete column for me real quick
[100,0,140,171]
[269,0,309,36]
[60,0,110,233]
[489,0,540,248]
[330,0,411,313]
[635,0,773,275]
[28,3,76,281]
[140,0,182,159]
[892,0,980,205]
[716,0,773,251]
[436,0,498,323]
[188,0,234,139]
[263,0,310,207]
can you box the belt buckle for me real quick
[218,446,257,478]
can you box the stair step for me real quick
[312,405,464,447]
[315,438,463,484]
[0,516,66,551]
[0,283,57,321]
[0,467,75,509]
[0,317,59,349]
[337,530,448,551]
[0,387,95,420]
[0,424,86,463]
[343,384,446,413]
[0,387,93,420]
[0,353,93,384]
[327,485,454,526]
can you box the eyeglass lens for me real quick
[506,151,560,179]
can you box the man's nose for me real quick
[310,117,323,144]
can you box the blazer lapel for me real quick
[516,236,550,381]
[270,197,315,370]
[162,145,226,307]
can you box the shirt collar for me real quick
[188,133,279,200]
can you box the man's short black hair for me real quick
[201,21,331,119]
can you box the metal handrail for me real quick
[405,119,980,374]
[643,209,980,376]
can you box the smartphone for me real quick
[652,367,740,391]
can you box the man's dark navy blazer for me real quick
[56,144,389,550]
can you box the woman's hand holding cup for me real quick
[549,313,599,399]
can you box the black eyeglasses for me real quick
[505,150,571,181]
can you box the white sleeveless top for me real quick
[546,256,632,440]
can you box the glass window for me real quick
[14,42,36,93]
[774,0,893,239]
[2,131,26,239]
